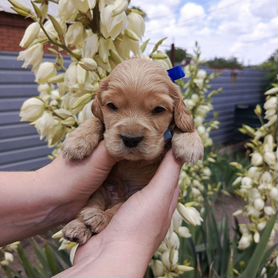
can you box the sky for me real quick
[135,0,278,65]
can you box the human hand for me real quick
[37,141,117,222]
[56,150,182,278]
[0,141,116,245]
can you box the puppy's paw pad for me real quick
[80,208,110,234]
[62,137,93,160]
[172,131,204,164]
[62,220,91,245]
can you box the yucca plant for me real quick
[1,236,70,278]
[178,205,277,278]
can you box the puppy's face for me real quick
[92,58,194,161]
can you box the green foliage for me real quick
[203,57,243,69]
[1,237,70,278]
[209,151,249,194]
[256,49,278,90]
[166,47,192,64]
[178,206,277,278]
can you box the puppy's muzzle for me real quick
[120,135,144,148]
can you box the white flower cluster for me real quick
[232,85,278,250]
[151,211,194,277]
[178,50,222,207]
[10,0,165,147]
[0,242,19,267]
[151,47,220,277]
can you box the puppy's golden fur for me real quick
[62,58,204,244]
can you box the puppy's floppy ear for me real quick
[91,95,103,121]
[91,78,109,121]
[169,83,194,132]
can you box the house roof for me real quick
[0,0,57,15]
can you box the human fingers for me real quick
[142,150,182,206]
[41,141,117,200]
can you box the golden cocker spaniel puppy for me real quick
[62,58,204,244]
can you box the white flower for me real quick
[100,3,127,39]
[35,62,57,83]
[161,250,171,269]
[197,125,206,134]
[172,210,182,232]
[253,198,264,211]
[197,69,207,79]
[17,43,43,70]
[178,226,191,238]
[52,230,63,239]
[196,105,211,117]
[69,244,79,264]
[6,242,20,252]
[257,221,266,231]
[65,63,78,90]
[177,203,203,226]
[247,167,260,179]
[260,171,272,184]
[151,260,165,276]
[248,188,260,199]
[4,252,14,263]
[127,11,145,38]
[170,249,179,265]
[76,64,87,85]
[20,97,44,122]
[83,32,98,58]
[263,135,274,151]
[241,177,252,188]
[177,265,194,272]
[65,22,85,48]
[264,96,277,110]
[58,0,78,21]
[34,112,58,139]
[79,58,97,71]
[166,232,180,249]
[246,206,260,217]
[19,22,40,48]
[78,100,93,123]
[238,233,252,250]
[71,0,89,13]
[270,187,278,201]
[251,152,263,166]
[264,206,275,216]
[264,152,276,166]
[254,232,260,243]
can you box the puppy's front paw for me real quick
[62,135,95,160]
[80,207,110,234]
[62,219,91,245]
[172,130,204,164]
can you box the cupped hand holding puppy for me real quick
[0,141,181,278]
[56,150,181,278]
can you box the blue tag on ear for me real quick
[167,66,185,82]
[164,129,173,142]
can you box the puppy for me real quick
[62,58,204,244]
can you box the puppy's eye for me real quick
[152,106,166,114]
[107,103,118,111]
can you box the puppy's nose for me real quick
[120,135,144,148]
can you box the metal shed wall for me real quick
[0,52,268,171]
[0,52,51,171]
[207,69,267,144]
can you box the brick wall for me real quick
[0,12,32,52]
